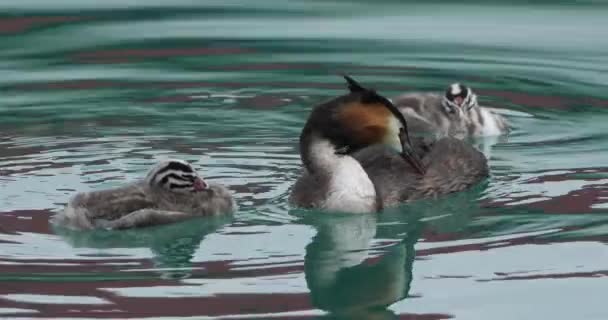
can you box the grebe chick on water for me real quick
[289,75,488,213]
[51,159,234,230]
[392,83,509,139]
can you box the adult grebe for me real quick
[289,76,488,213]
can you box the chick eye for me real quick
[181,174,196,181]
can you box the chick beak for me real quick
[193,177,208,192]
[398,128,426,175]
[454,96,464,107]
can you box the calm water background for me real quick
[1,1,608,319]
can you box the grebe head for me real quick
[343,75,425,174]
[145,159,208,193]
[300,75,425,174]
[442,83,478,113]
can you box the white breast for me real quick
[324,156,377,213]
[306,138,377,213]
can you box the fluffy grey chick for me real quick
[393,83,509,139]
[51,159,235,230]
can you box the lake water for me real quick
[1,1,607,319]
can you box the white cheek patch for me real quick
[383,116,403,152]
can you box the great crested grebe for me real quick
[289,75,489,213]
[52,159,234,230]
[392,83,509,139]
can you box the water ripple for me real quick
[1,1,608,319]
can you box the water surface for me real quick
[1,1,607,319]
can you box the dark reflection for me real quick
[403,180,489,236]
[299,184,487,319]
[51,215,233,279]
[304,213,417,320]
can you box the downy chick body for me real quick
[393,83,509,139]
[52,159,234,230]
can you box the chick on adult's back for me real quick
[52,159,234,230]
[393,83,509,139]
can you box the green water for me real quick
[1,1,607,319]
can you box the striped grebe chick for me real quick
[392,83,509,139]
[51,159,234,230]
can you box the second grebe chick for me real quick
[393,83,509,139]
[51,159,235,230]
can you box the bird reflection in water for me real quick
[301,182,486,319]
[52,215,232,279]
[302,212,416,320]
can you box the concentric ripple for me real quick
[1,1,608,319]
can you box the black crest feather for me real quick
[342,74,385,105]
[341,74,392,107]
[343,74,366,93]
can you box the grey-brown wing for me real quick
[95,209,193,230]
[352,145,423,208]
[412,137,489,199]
[69,183,156,221]
[353,137,488,206]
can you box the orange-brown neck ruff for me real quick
[337,101,392,146]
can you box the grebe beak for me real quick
[398,128,426,175]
